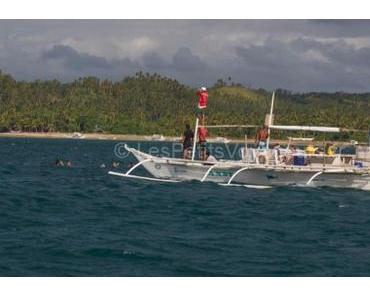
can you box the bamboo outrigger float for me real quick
[109,92,370,191]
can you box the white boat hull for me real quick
[233,169,370,190]
[110,145,370,191]
[133,151,236,183]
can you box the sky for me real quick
[2,20,370,92]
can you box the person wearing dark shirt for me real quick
[182,124,194,159]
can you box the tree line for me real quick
[0,70,369,141]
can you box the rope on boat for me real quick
[198,124,258,129]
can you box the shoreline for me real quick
[0,132,251,143]
[0,131,363,146]
[0,132,151,141]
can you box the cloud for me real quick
[129,36,158,52]
[234,37,370,91]
[142,52,169,69]
[36,44,142,80]
[172,47,206,71]
[307,20,370,37]
[2,20,370,91]
[41,45,112,70]
[38,44,209,85]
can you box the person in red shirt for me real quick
[198,126,209,160]
[255,124,269,149]
[196,87,208,125]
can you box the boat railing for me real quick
[356,146,370,161]
[241,147,361,168]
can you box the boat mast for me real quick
[266,91,275,148]
[191,117,199,161]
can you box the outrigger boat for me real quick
[109,92,370,190]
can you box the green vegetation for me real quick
[0,71,369,141]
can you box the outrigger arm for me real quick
[200,164,217,182]
[108,148,180,183]
[125,158,151,175]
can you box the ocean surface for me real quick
[0,137,369,276]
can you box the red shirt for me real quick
[197,90,208,109]
[198,127,208,142]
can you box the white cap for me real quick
[200,86,207,91]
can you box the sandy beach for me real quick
[0,132,152,141]
[0,131,251,143]
[0,131,256,144]
[0,131,361,146]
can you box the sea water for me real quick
[0,138,369,276]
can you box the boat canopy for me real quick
[270,125,344,133]
[288,137,315,141]
[199,124,259,129]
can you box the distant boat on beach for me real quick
[145,134,166,141]
[209,137,231,144]
[72,132,85,139]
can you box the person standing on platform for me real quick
[182,123,194,159]
[255,125,269,149]
[198,126,209,161]
[196,87,208,126]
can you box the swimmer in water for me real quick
[55,159,64,167]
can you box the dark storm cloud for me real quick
[41,44,142,72]
[172,47,206,71]
[234,37,370,91]
[42,45,112,69]
[142,52,169,69]
[2,20,370,91]
[39,44,207,83]
[37,44,143,81]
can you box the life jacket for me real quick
[326,146,335,156]
[305,145,317,154]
